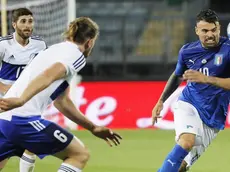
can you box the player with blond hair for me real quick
[0,17,122,172]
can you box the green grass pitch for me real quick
[3,129,230,172]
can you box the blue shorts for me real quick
[0,115,74,161]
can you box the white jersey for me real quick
[0,41,86,120]
[0,33,46,94]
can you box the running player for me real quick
[152,9,230,171]
[0,16,122,172]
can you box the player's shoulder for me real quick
[30,35,46,43]
[30,35,47,48]
[62,41,82,55]
[220,36,230,48]
[180,40,200,53]
[0,34,13,42]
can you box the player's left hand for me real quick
[183,69,208,83]
[91,126,122,147]
[0,97,24,112]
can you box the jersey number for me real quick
[54,130,68,143]
[16,66,25,79]
[199,67,209,76]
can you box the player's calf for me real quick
[158,134,195,172]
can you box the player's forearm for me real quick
[159,72,182,102]
[54,97,96,131]
[0,82,11,94]
[206,76,230,90]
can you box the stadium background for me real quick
[1,0,230,171]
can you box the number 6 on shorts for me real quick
[54,130,68,143]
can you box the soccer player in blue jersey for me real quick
[152,9,230,172]
[0,8,47,172]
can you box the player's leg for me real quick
[0,119,25,171]
[0,159,9,171]
[18,117,89,172]
[179,123,219,171]
[158,135,192,172]
[19,149,36,172]
[158,101,202,172]
[178,145,204,172]
[6,115,88,172]
[53,136,89,172]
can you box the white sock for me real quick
[19,153,36,172]
[58,163,82,172]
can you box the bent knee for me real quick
[178,133,195,150]
[71,147,90,164]
[79,148,90,163]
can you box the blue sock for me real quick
[158,144,188,172]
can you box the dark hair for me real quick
[64,17,99,44]
[196,9,219,24]
[12,8,33,22]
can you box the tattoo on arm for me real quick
[160,72,182,102]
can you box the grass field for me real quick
[3,129,230,172]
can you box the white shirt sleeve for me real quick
[0,42,6,64]
[37,41,47,52]
[61,53,86,77]
[42,41,47,50]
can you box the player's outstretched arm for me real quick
[183,69,230,90]
[0,82,11,95]
[206,77,230,90]
[0,62,66,111]
[158,71,182,102]
[53,88,122,147]
[152,71,182,125]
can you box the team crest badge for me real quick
[214,54,223,66]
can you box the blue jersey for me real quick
[175,37,230,130]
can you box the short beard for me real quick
[16,26,32,40]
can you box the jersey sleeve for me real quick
[61,53,86,77]
[175,47,187,76]
[0,42,5,64]
[42,41,48,50]
[31,35,48,51]
[38,40,47,51]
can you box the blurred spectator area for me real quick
[1,0,229,80]
[76,0,194,80]
[77,1,153,63]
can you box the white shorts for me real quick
[174,100,219,168]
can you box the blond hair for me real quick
[63,17,99,44]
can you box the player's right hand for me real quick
[91,126,122,147]
[152,100,163,125]
[0,97,24,112]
